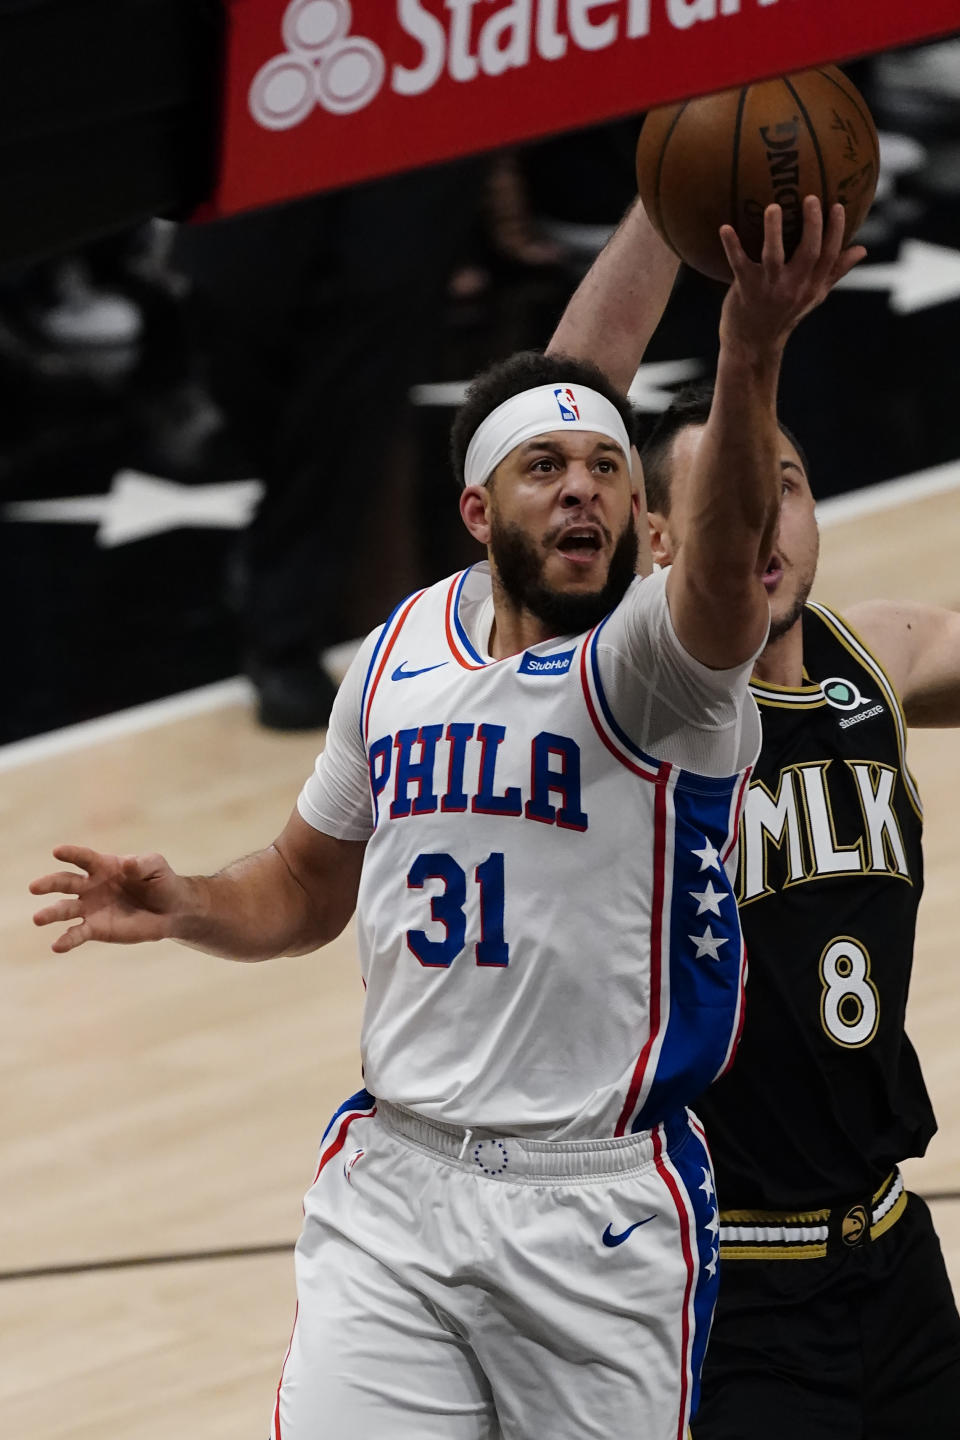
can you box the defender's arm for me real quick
[546,197,680,392]
[845,600,960,727]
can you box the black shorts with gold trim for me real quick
[718,1168,906,1261]
[694,1186,960,1440]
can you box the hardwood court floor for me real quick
[3,484,960,1438]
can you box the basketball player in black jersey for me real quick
[551,198,960,1436]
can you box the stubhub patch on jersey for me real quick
[518,648,575,676]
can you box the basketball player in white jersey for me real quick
[31,199,860,1439]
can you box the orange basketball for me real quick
[635,65,879,283]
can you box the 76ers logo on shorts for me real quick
[343,1148,365,1184]
[554,387,580,422]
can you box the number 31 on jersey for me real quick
[407,851,508,968]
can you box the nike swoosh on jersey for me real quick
[601,1216,655,1247]
[391,661,449,681]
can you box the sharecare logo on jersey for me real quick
[249,0,788,129]
[553,387,580,422]
[821,677,872,712]
[519,648,575,675]
[838,704,884,730]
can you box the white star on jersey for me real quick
[689,925,729,961]
[699,1169,721,1278]
[689,879,726,917]
[691,838,722,873]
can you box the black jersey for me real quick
[695,602,935,1209]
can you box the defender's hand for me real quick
[718,196,866,355]
[30,845,187,952]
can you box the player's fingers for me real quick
[52,844,99,873]
[812,202,846,280]
[719,224,750,280]
[826,201,847,252]
[29,870,87,897]
[33,898,83,927]
[761,204,785,278]
[50,920,91,954]
[122,852,167,876]
[790,196,823,271]
[830,243,867,286]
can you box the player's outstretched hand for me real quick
[30,845,187,952]
[718,195,866,353]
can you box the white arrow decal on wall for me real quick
[411,359,703,414]
[837,240,960,313]
[4,471,264,548]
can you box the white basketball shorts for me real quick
[270,1089,718,1440]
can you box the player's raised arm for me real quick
[546,197,680,392]
[30,814,366,960]
[667,197,865,671]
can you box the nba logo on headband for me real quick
[554,387,580,422]
[462,383,633,489]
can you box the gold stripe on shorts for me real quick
[719,1170,905,1260]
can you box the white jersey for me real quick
[299,563,760,1140]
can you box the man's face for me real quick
[650,424,819,645]
[462,429,640,633]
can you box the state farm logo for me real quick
[249,0,386,127]
[248,0,677,130]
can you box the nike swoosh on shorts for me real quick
[601,1217,655,1247]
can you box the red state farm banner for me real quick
[205,0,960,219]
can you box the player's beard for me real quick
[489,512,639,635]
[766,568,816,645]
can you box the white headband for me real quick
[463,383,633,489]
